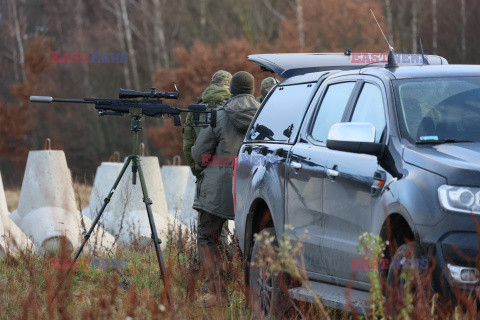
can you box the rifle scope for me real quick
[119,87,179,100]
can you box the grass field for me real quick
[2,186,480,319]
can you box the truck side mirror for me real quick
[326,122,383,156]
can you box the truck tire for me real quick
[386,242,432,304]
[248,228,295,319]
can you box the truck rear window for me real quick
[248,83,315,142]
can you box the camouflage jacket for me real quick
[183,85,230,177]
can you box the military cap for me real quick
[260,77,276,98]
[211,70,232,85]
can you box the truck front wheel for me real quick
[248,228,295,319]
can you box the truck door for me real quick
[323,81,388,285]
[286,81,357,274]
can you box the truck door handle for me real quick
[290,161,302,170]
[326,168,339,178]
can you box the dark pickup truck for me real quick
[233,53,480,315]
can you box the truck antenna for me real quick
[370,9,398,68]
[370,9,393,51]
[418,37,429,65]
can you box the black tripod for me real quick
[55,108,173,307]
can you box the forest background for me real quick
[0,0,477,186]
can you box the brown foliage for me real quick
[147,1,389,159]
[153,38,268,104]
[0,102,29,164]
[148,38,270,159]
[0,36,54,165]
[146,120,183,160]
[279,0,388,52]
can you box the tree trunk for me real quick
[120,0,140,89]
[295,0,305,50]
[460,0,467,62]
[141,0,154,73]
[412,0,418,53]
[152,0,170,67]
[432,0,438,54]
[73,0,92,95]
[385,0,394,45]
[115,1,132,89]
[10,0,25,83]
[200,0,207,39]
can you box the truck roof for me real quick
[361,64,480,79]
[248,52,448,78]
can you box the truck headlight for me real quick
[438,185,480,214]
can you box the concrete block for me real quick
[99,157,186,249]
[17,151,78,216]
[0,172,35,257]
[16,151,116,255]
[85,162,123,220]
[8,210,21,226]
[0,171,8,216]
[162,165,198,228]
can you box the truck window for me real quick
[350,83,386,143]
[248,83,315,142]
[310,82,356,143]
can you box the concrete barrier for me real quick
[83,162,123,220]
[99,157,185,249]
[161,165,198,228]
[0,172,35,257]
[0,171,8,216]
[19,207,116,255]
[16,151,116,255]
[8,210,21,226]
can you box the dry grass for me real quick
[1,224,480,319]
[74,183,92,210]
[0,226,253,319]
[2,182,479,319]
[4,183,92,212]
[4,189,20,212]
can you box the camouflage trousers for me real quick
[197,210,227,294]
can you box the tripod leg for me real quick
[134,156,174,308]
[53,157,133,300]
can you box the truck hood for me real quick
[403,143,480,186]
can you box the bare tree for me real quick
[412,0,418,53]
[385,0,394,45]
[432,0,438,54]
[200,0,208,39]
[152,0,170,67]
[73,0,92,95]
[295,0,305,50]
[460,0,467,62]
[9,0,25,83]
[120,0,140,89]
[261,0,285,20]
[104,0,133,88]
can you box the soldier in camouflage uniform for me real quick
[183,70,232,177]
[192,71,260,307]
[256,76,276,103]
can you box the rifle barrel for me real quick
[52,98,89,103]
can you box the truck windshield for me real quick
[394,77,480,143]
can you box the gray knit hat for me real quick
[230,71,255,96]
